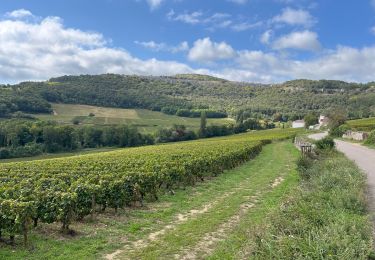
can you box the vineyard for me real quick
[347,117,375,131]
[0,129,298,246]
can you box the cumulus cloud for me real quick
[135,40,189,53]
[0,12,194,82]
[188,37,236,62]
[5,9,34,18]
[272,30,321,51]
[1,9,375,84]
[272,8,316,27]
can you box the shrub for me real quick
[365,130,375,145]
[296,155,314,179]
[329,124,350,137]
[315,136,335,150]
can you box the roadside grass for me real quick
[0,141,298,260]
[34,103,234,132]
[250,150,374,259]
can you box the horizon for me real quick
[1,1,375,84]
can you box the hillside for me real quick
[36,103,233,132]
[2,74,375,120]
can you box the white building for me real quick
[319,115,329,126]
[292,120,305,128]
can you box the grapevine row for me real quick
[0,129,298,245]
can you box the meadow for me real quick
[347,117,375,131]
[0,128,372,259]
[35,103,234,132]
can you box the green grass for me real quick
[0,141,299,260]
[251,150,373,259]
[347,117,375,131]
[35,103,234,132]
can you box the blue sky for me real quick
[1,0,375,83]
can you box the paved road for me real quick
[335,140,375,209]
[308,132,375,217]
[308,131,328,140]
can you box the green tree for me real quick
[304,113,318,128]
[199,111,207,138]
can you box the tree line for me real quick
[0,113,275,159]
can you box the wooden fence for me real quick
[294,137,313,156]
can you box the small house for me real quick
[292,120,305,128]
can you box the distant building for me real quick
[342,131,369,141]
[319,115,329,126]
[292,120,305,128]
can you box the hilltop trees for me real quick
[303,113,318,128]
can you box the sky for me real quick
[1,0,375,83]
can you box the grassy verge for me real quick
[0,141,298,260]
[250,150,374,259]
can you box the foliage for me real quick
[0,129,299,244]
[315,136,335,150]
[347,117,375,131]
[4,75,375,121]
[303,113,318,128]
[0,119,152,159]
[364,130,375,145]
[329,124,350,137]
[252,151,373,259]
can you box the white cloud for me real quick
[188,37,236,62]
[168,10,260,32]
[135,40,189,53]
[260,30,273,44]
[169,10,203,24]
[227,0,248,4]
[5,9,34,19]
[272,8,316,27]
[1,10,375,84]
[272,30,321,51]
[146,0,164,10]
[0,13,194,82]
[231,21,262,32]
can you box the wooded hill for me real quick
[2,74,375,119]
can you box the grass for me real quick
[34,103,234,132]
[347,117,375,131]
[250,150,374,259]
[0,141,299,260]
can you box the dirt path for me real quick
[104,141,298,260]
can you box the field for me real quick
[0,128,371,259]
[35,103,234,132]
[347,117,375,131]
[0,129,299,258]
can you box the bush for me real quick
[329,124,350,137]
[315,136,335,150]
[296,155,314,179]
[365,130,375,145]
